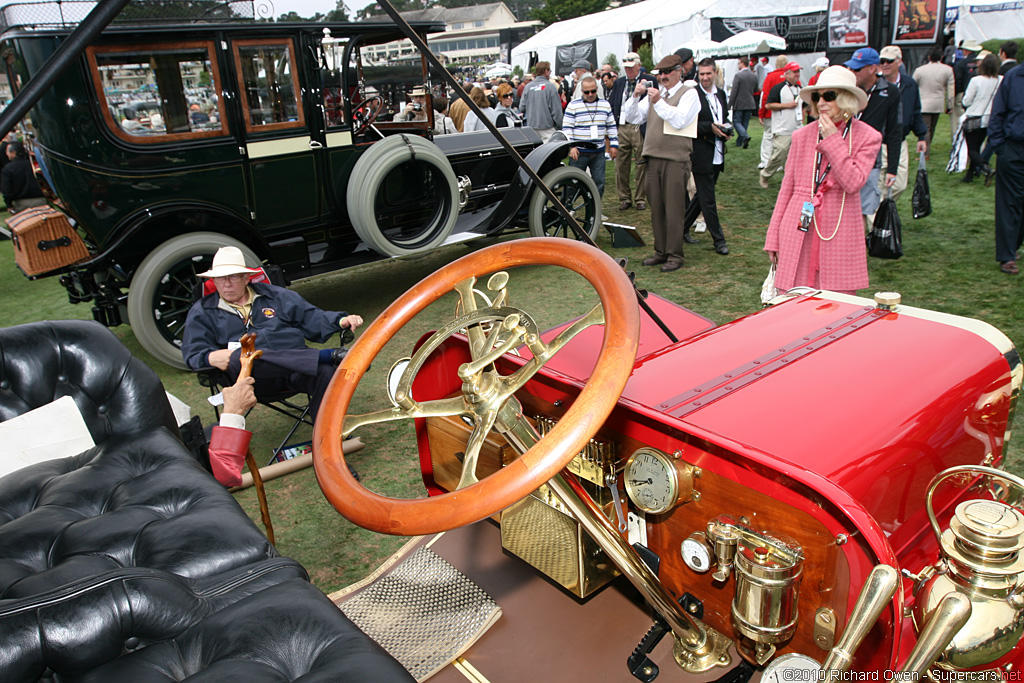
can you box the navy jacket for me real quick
[989,64,1024,149]
[608,71,657,136]
[895,74,928,141]
[858,76,902,175]
[182,281,346,370]
[691,86,730,175]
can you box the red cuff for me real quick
[209,426,252,487]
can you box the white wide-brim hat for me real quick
[799,65,868,112]
[199,246,260,278]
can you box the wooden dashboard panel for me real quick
[424,397,851,663]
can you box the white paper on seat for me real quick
[0,396,95,479]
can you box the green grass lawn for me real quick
[2,113,1020,593]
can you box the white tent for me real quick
[948,0,1024,43]
[510,0,717,74]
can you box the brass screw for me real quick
[693,491,702,502]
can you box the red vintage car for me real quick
[315,239,1023,681]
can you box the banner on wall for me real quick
[893,0,944,44]
[710,13,828,53]
[828,0,870,48]
[554,40,597,77]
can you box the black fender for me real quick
[73,202,271,275]
[480,134,599,235]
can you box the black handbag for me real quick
[867,195,903,259]
[912,152,931,219]
[963,115,983,133]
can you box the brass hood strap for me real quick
[661,305,886,419]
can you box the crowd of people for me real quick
[425,38,1019,279]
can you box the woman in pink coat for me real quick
[765,66,882,295]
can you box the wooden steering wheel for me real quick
[352,94,384,136]
[313,238,640,536]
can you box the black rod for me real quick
[371,0,678,343]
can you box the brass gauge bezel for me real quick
[624,447,694,515]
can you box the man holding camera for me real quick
[683,58,731,255]
[396,85,429,122]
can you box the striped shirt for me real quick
[561,97,618,149]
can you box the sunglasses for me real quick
[879,58,895,65]
[213,274,249,283]
[811,90,839,103]
[501,93,514,98]
[582,89,598,94]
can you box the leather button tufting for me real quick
[57,374,67,383]
[97,405,107,414]
[0,380,8,390]
[125,637,140,650]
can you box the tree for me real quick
[325,0,350,21]
[637,44,653,71]
[532,0,606,26]
[356,0,432,21]
[513,65,524,78]
[603,53,619,73]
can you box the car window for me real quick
[351,37,429,123]
[233,39,305,133]
[87,43,226,143]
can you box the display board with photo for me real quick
[828,0,870,49]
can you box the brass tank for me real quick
[913,468,1024,670]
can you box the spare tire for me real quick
[346,135,459,257]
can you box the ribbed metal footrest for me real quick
[341,547,501,681]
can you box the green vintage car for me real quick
[0,5,599,367]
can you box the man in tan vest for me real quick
[625,53,701,272]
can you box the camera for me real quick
[412,103,423,112]
[717,122,733,136]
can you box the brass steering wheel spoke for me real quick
[342,395,470,438]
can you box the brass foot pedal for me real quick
[340,547,501,681]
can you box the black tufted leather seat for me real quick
[0,321,275,599]
[0,321,415,681]
[0,320,178,443]
[0,559,309,680]
[72,578,414,682]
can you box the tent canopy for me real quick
[719,29,787,55]
[947,0,1024,43]
[511,0,716,72]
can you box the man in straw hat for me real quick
[182,246,363,419]
[877,45,929,202]
[396,85,429,122]
[625,53,701,272]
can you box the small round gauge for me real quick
[625,448,684,515]
[761,653,821,683]
[681,532,712,573]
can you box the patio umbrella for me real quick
[720,30,787,56]
[671,38,725,59]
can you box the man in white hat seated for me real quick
[395,86,430,122]
[181,246,363,420]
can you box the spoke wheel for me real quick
[527,166,602,241]
[313,238,638,536]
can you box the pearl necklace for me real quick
[811,118,854,242]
